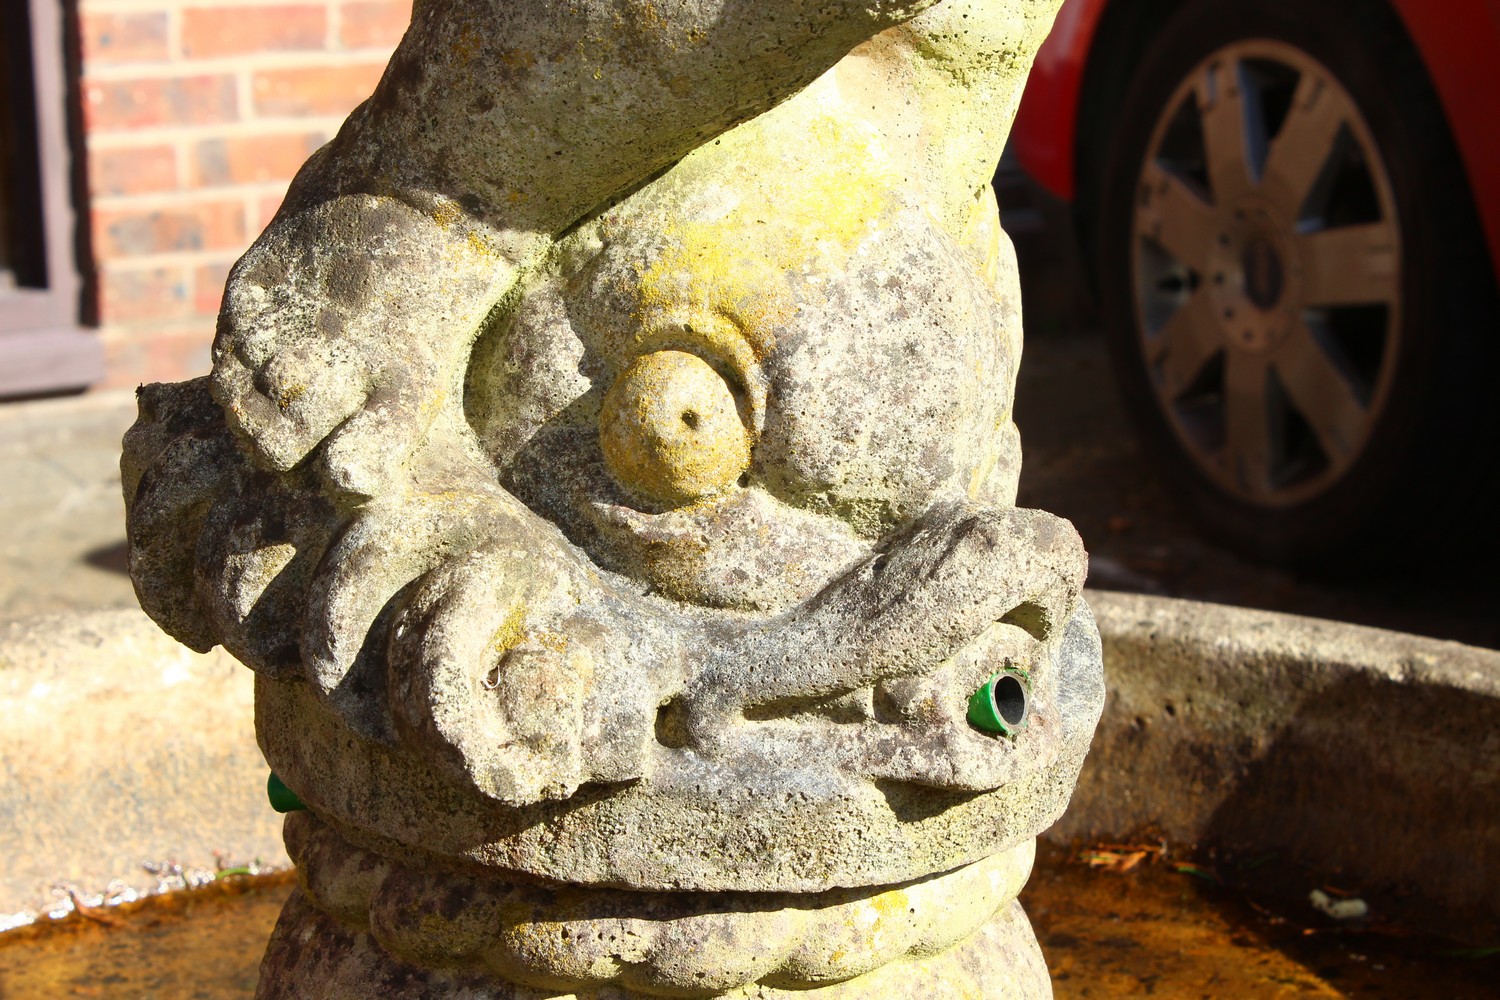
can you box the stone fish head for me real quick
[474,93,1021,613]
[122,0,1102,894]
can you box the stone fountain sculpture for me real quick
[122,0,1103,995]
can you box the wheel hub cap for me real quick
[1242,234,1283,312]
[1208,200,1302,355]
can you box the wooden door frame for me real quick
[1,0,101,398]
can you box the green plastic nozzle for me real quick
[967,671,1031,737]
[267,772,307,814]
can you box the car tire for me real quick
[1094,0,1500,568]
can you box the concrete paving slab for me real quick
[0,607,286,928]
[0,391,138,620]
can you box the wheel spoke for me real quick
[1260,72,1346,218]
[1298,222,1399,307]
[1223,352,1274,495]
[1273,321,1369,462]
[1197,58,1261,203]
[1137,161,1220,266]
[1146,288,1223,396]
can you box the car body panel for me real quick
[1008,0,1110,202]
[1011,0,1500,277]
[1394,0,1500,275]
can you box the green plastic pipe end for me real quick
[967,671,1031,737]
[267,772,307,814]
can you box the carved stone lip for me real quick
[254,602,1105,894]
[582,486,873,611]
[588,493,739,546]
[585,486,859,546]
[283,809,1037,996]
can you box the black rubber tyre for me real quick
[1095,0,1500,568]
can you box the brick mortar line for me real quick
[243,199,260,252]
[92,186,289,211]
[95,326,216,346]
[172,138,192,194]
[96,321,216,338]
[81,0,385,11]
[86,116,357,142]
[98,251,251,271]
[235,67,255,122]
[95,322,213,334]
[166,7,184,67]
[82,50,395,80]
[85,118,347,146]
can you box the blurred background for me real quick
[2,0,1497,646]
[3,0,406,391]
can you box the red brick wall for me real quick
[76,1,412,388]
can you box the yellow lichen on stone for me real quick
[276,384,306,413]
[488,601,529,659]
[632,105,901,363]
[452,24,483,66]
[500,48,537,73]
[431,199,462,229]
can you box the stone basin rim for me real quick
[3,592,1495,932]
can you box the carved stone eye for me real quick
[599,350,751,506]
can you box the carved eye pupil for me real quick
[599,351,750,506]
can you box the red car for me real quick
[1009,0,1500,566]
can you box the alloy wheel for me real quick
[1132,40,1402,508]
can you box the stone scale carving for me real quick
[122,0,1104,995]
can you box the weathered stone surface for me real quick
[255,601,1101,892]
[122,0,1091,993]
[257,891,1051,1000]
[280,811,1038,996]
